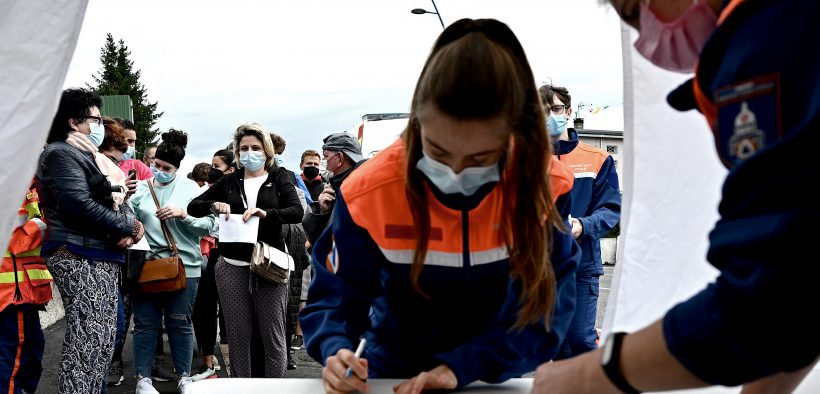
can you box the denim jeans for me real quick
[132,278,199,378]
[555,274,600,360]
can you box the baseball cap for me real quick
[322,132,364,163]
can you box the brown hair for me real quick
[270,133,286,154]
[300,149,320,165]
[101,117,129,153]
[191,162,211,182]
[404,19,564,329]
[538,84,572,109]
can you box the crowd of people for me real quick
[2,0,818,393]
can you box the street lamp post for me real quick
[411,0,445,29]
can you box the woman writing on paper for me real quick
[300,18,581,394]
[188,123,304,378]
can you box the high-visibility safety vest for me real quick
[1,182,53,312]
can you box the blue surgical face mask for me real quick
[547,113,568,137]
[150,164,159,176]
[275,156,284,167]
[122,146,135,161]
[155,170,176,184]
[240,151,266,172]
[87,122,105,147]
[416,152,500,196]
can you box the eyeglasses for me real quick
[549,105,567,115]
[85,115,103,126]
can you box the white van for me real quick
[353,113,409,158]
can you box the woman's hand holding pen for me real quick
[392,365,457,394]
[323,348,369,394]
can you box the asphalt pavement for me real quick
[39,265,614,393]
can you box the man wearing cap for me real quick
[302,132,365,244]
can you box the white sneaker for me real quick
[135,377,160,394]
[191,365,216,382]
[178,374,193,394]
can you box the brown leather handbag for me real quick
[137,181,186,293]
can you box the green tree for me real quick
[90,33,163,157]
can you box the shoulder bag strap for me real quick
[147,180,180,255]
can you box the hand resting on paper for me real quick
[392,365,457,394]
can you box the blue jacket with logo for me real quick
[662,0,820,385]
[554,129,621,276]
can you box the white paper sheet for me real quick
[217,214,259,243]
[128,235,150,251]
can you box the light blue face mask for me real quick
[240,151,266,172]
[154,170,176,184]
[122,146,135,161]
[416,153,500,196]
[150,164,159,176]
[547,113,569,137]
[87,122,105,147]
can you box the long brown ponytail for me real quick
[403,18,564,329]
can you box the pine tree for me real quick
[90,33,163,157]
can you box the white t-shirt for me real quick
[223,173,268,267]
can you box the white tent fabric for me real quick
[0,0,89,254]
[606,25,819,393]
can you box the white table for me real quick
[188,378,533,393]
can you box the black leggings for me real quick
[192,249,220,357]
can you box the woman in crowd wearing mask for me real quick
[188,123,304,378]
[300,18,580,394]
[37,88,144,393]
[129,129,215,394]
[191,148,237,380]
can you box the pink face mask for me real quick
[634,0,718,73]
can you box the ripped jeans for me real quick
[132,278,199,378]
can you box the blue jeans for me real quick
[132,278,199,378]
[555,274,600,360]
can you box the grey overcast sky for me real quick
[63,0,624,174]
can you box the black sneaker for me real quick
[106,360,124,386]
[287,354,297,370]
[151,358,176,382]
[290,335,304,351]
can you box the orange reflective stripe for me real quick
[694,0,748,129]
[9,309,24,394]
[717,0,747,25]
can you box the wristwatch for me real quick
[600,332,641,394]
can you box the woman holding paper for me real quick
[300,18,581,394]
[188,123,304,378]
[129,129,215,394]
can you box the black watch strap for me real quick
[602,332,641,394]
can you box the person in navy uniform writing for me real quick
[300,18,582,394]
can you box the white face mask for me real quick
[416,152,500,196]
[122,146,135,161]
[87,122,105,147]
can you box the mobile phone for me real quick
[128,169,137,180]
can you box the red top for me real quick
[118,159,153,180]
